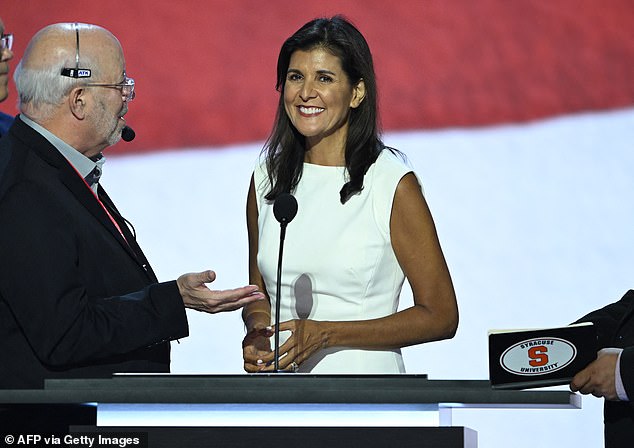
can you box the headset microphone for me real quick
[121,125,136,142]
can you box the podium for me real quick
[0,375,580,448]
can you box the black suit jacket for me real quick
[0,111,12,137]
[0,112,13,180]
[577,290,634,447]
[0,117,189,389]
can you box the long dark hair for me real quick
[263,15,384,204]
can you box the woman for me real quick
[242,16,457,373]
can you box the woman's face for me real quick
[283,47,364,150]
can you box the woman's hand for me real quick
[255,319,329,372]
[242,325,274,372]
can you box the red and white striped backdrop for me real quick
[2,0,633,151]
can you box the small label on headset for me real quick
[61,67,92,78]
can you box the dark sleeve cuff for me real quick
[147,280,189,342]
[573,290,634,349]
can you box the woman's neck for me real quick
[304,148,345,166]
[304,133,347,166]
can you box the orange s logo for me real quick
[528,346,549,366]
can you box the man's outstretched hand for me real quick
[178,270,265,314]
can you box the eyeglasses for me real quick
[82,77,136,102]
[1,33,13,51]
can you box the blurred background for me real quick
[2,1,634,446]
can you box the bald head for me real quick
[15,23,125,118]
[14,23,130,156]
[21,23,122,78]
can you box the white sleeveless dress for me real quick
[254,149,418,373]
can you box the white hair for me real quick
[13,46,101,120]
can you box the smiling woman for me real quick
[241,15,458,374]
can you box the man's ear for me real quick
[350,78,366,109]
[68,87,87,120]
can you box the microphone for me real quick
[272,193,298,372]
[274,192,298,226]
[121,125,136,142]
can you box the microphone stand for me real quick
[272,193,297,372]
[273,219,289,372]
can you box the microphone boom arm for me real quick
[271,193,298,372]
[274,221,288,372]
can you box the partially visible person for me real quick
[570,290,634,447]
[242,16,458,373]
[0,22,264,389]
[0,17,14,137]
